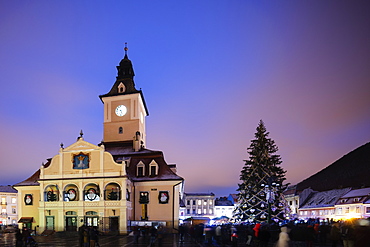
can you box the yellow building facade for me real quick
[14,48,184,235]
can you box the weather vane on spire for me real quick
[124,42,128,56]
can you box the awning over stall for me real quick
[18,217,33,223]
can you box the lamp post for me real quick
[262,176,280,223]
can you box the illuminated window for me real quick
[210,209,212,214]
[198,200,201,205]
[11,198,16,204]
[204,200,207,205]
[198,209,201,214]
[204,209,207,214]
[338,207,342,214]
[345,207,349,214]
[366,207,370,213]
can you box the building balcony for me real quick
[39,200,125,208]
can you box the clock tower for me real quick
[99,46,148,146]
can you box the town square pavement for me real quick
[1,231,205,247]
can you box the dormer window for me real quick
[149,160,158,176]
[118,82,126,93]
[137,161,145,177]
[340,199,348,203]
[354,197,361,202]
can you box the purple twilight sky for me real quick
[0,1,369,197]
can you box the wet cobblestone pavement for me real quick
[0,231,338,247]
[0,232,202,247]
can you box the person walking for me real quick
[89,226,99,247]
[78,224,86,247]
[15,228,23,247]
[245,225,253,246]
[83,227,90,247]
[275,226,290,247]
[149,226,157,246]
[330,222,341,247]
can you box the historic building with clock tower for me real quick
[100,46,148,145]
[14,47,184,235]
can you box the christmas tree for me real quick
[234,120,290,223]
[47,190,57,201]
[107,188,119,200]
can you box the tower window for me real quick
[118,127,123,134]
[118,82,126,93]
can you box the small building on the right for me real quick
[334,187,370,220]
[296,187,370,221]
[298,187,351,221]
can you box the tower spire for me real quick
[124,42,128,58]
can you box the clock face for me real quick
[115,105,127,116]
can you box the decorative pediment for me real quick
[63,138,101,152]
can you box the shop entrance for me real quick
[65,217,77,231]
[45,216,54,230]
[109,217,119,233]
[65,211,77,231]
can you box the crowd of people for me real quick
[131,224,166,246]
[181,218,370,247]
[78,225,100,247]
[14,227,37,247]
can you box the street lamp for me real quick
[261,176,280,223]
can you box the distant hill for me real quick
[296,142,370,192]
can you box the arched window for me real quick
[104,183,121,201]
[85,211,99,227]
[64,184,79,201]
[84,184,100,201]
[118,127,123,134]
[44,185,59,202]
